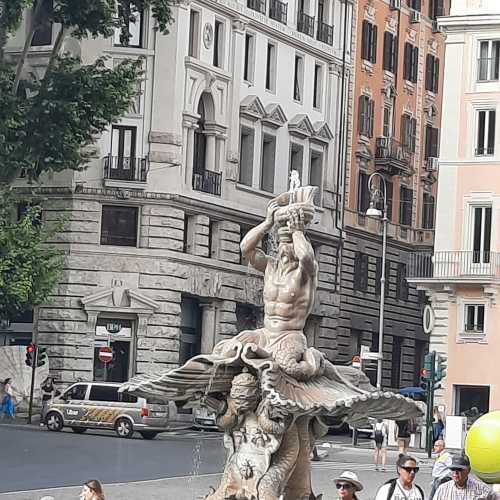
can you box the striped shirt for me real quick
[434,477,495,500]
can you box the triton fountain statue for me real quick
[121,172,421,500]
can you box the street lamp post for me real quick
[366,172,388,391]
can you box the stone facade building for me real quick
[409,0,500,417]
[339,0,449,389]
[5,0,353,404]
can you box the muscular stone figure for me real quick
[215,192,324,381]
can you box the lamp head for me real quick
[366,201,383,218]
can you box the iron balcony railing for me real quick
[375,137,412,164]
[247,0,266,14]
[477,57,499,82]
[269,0,287,24]
[103,156,148,182]
[408,251,500,280]
[475,145,495,156]
[297,11,314,37]
[317,21,333,45]
[192,169,222,196]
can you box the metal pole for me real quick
[377,214,388,390]
[425,350,436,457]
[27,306,40,424]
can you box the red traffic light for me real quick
[26,343,35,353]
[420,368,428,377]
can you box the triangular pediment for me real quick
[288,114,314,138]
[313,121,334,143]
[240,95,265,121]
[262,103,287,129]
[81,287,160,314]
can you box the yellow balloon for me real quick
[465,411,500,484]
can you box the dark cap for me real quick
[449,455,471,470]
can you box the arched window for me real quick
[193,98,207,173]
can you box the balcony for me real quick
[247,0,266,14]
[103,156,148,182]
[317,21,333,45]
[269,0,287,24]
[408,251,500,282]
[475,146,495,157]
[192,169,222,196]
[374,137,413,175]
[297,12,314,37]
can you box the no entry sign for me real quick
[98,346,113,364]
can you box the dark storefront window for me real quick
[100,205,138,247]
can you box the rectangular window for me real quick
[383,105,393,138]
[289,143,304,179]
[428,0,444,20]
[244,33,255,82]
[266,43,277,92]
[361,20,377,64]
[425,125,439,159]
[399,186,413,226]
[478,40,500,82]
[358,95,374,138]
[422,193,435,229]
[114,1,144,47]
[383,32,397,73]
[188,10,200,57]
[309,150,323,205]
[313,63,323,109]
[476,110,496,156]
[293,54,304,101]
[400,114,417,152]
[31,0,53,46]
[464,304,485,333]
[213,20,224,68]
[357,171,370,213]
[239,127,255,186]
[404,42,418,83]
[425,54,440,93]
[391,336,403,389]
[407,0,421,10]
[354,252,369,292]
[396,263,409,301]
[260,134,276,193]
[100,205,139,247]
[111,126,137,175]
[454,385,490,418]
[472,206,492,264]
[180,296,202,365]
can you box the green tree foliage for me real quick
[0,0,176,317]
[0,191,64,320]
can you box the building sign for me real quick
[96,319,132,338]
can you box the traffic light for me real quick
[435,353,447,381]
[25,343,35,367]
[419,368,428,391]
[423,352,435,378]
[36,346,47,367]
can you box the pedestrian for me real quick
[80,480,105,500]
[395,420,412,454]
[333,471,363,500]
[374,454,425,500]
[429,439,452,500]
[432,407,445,444]
[0,378,15,421]
[373,418,388,472]
[433,455,495,500]
[40,376,59,425]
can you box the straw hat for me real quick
[333,471,364,492]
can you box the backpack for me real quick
[384,479,424,500]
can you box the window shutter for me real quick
[372,25,378,64]
[411,118,417,152]
[392,36,398,73]
[368,99,374,138]
[362,21,369,60]
[386,180,393,221]
[404,43,410,80]
[425,54,432,91]
[431,127,439,157]
[412,46,419,83]
[358,96,366,135]
[400,115,407,148]
[433,58,440,93]
[436,0,444,17]
[383,32,391,71]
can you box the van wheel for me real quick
[46,412,63,432]
[140,431,158,440]
[71,427,87,434]
[115,418,134,438]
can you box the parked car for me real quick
[43,381,169,439]
[193,405,218,430]
[320,415,349,434]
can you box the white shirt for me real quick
[434,477,495,500]
[432,451,452,479]
[375,481,424,500]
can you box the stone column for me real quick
[200,303,217,354]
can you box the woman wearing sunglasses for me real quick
[374,454,425,500]
[333,471,364,500]
[79,479,105,500]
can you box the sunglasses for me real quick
[401,466,419,473]
[336,483,354,490]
